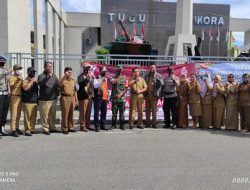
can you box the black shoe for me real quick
[43,131,50,135]
[69,129,77,133]
[95,127,100,132]
[31,131,37,134]
[62,131,69,135]
[163,125,170,129]
[101,127,109,131]
[11,131,19,137]
[120,126,125,130]
[16,128,24,135]
[0,131,8,136]
[129,126,134,130]
[49,129,60,133]
[152,125,157,129]
[25,132,32,136]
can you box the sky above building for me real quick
[60,0,249,47]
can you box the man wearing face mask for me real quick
[37,62,59,135]
[77,62,94,132]
[93,66,109,132]
[144,64,163,128]
[22,67,39,136]
[0,56,11,136]
[110,65,128,130]
[9,64,24,137]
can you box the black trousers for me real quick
[0,95,10,130]
[94,98,107,129]
[163,96,178,127]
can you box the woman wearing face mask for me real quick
[199,74,213,129]
[212,75,225,130]
[188,74,202,128]
[238,73,250,132]
[9,64,24,137]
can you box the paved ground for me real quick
[1,125,250,190]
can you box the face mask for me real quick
[116,70,121,76]
[15,70,22,76]
[28,73,35,78]
[101,72,106,77]
[0,63,4,67]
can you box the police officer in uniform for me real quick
[9,64,24,137]
[0,56,11,136]
[59,67,78,134]
[22,67,39,136]
[110,65,128,130]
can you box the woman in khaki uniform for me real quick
[238,73,250,132]
[59,67,78,134]
[224,74,239,131]
[212,75,225,130]
[177,75,189,128]
[199,74,213,129]
[188,74,202,128]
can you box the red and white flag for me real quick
[141,24,145,38]
[113,22,117,40]
[209,27,213,42]
[132,23,137,36]
[216,26,220,42]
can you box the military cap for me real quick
[13,64,22,70]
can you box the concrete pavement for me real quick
[1,126,250,190]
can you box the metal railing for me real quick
[2,53,250,79]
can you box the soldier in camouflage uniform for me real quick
[110,65,128,130]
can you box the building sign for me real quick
[193,16,224,26]
[108,13,146,23]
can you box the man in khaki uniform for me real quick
[128,67,147,129]
[22,67,39,136]
[9,64,24,137]
[224,74,239,131]
[238,73,250,132]
[59,67,78,134]
[144,64,163,128]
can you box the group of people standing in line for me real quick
[0,55,250,137]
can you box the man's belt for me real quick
[61,93,75,97]
[0,91,9,95]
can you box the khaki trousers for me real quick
[239,106,250,131]
[129,94,144,127]
[23,103,37,133]
[60,96,75,132]
[39,100,57,132]
[10,95,22,131]
[79,98,92,127]
[145,94,158,126]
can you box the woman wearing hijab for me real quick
[177,74,189,128]
[188,74,202,128]
[212,75,225,130]
[224,74,239,131]
[199,73,213,129]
